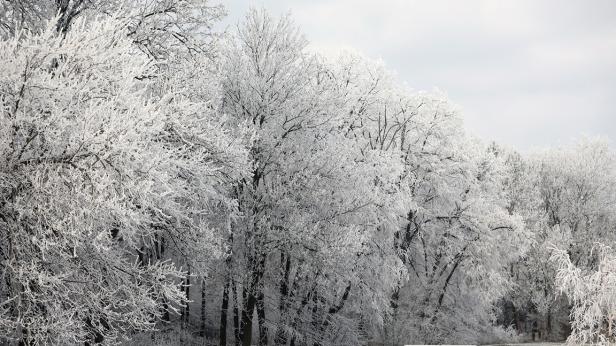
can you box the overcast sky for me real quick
[222,0,616,151]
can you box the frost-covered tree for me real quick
[216,10,407,346]
[551,243,616,344]
[2,3,613,345]
[0,0,225,60]
[500,138,616,341]
[1,1,250,340]
[0,14,245,344]
[386,117,530,344]
[325,53,531,345]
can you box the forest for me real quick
[1,1,615,345]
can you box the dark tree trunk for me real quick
[200,277,207,338]
[162,299,170,322]
[289,273,318,346]
[220,278,230,346]
[239,289,257,346]
[257,290,268,346]
[320,282,351,333]
[232,281,241,346]
[137,246,146,267]
[546,308,552,340]
[275,252,291,345]
[239,246,266,346]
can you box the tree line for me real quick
[1,1,615,345]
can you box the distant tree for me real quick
[502,138,616,341]
[327,53,531,345]
[551,243,616,344]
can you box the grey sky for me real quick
[223,0,616,151]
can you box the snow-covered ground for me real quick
[489,343,564,346]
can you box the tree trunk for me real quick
[240,246,266,346]
[546,308,552,340]
[220,278,230,346]
[275,252,291,345]
[257,291,268,346]
[162,299,170,322]
[200,277,207,338]
[233,281,241,346]
[320,282,351,333]
[289,272,318,346]
[185,268,190,325]
[239,289,257,346]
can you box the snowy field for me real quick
[488,343,564,346]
